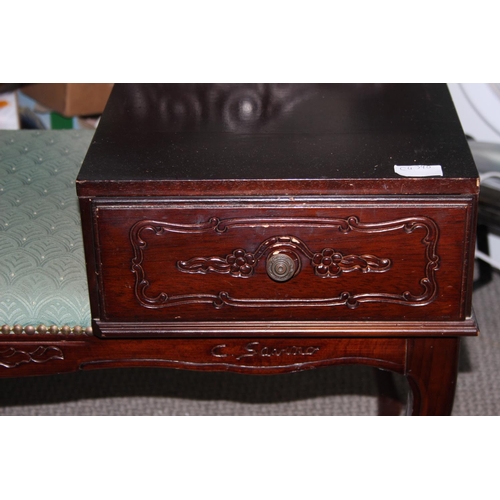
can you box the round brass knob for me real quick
[266,252,297,282]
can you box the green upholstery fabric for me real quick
[0,130,93,332]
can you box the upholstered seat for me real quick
[0,130,92,335]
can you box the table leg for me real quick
[405,337,460,416]
[375,368,404,416]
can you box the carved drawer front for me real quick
[92,198,475,325]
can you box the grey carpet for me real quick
[1,268,499,416]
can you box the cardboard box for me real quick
[0,90,20,129]
[21,83,114,117]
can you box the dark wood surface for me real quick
[405,337,461,416]
[90,197,476,325]
[77,83,478,197]
[0,333,462,416]
[2,84,480,415]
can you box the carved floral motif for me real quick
[130,215,440,310]
[177,236,391,279]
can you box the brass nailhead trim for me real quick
[0,324,93,335]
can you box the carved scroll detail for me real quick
[0,346,64,369]
[177,235,391,279]
[130,215,440,310]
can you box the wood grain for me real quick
[59,84,480,415]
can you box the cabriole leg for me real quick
[405,337,460,416]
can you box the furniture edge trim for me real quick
[93,317,479,339]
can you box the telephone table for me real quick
[1,84,479,415]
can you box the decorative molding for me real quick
[177,235,391,279]
[79,355,404,373]
[0,346,64,369]
[130,215,439,310]
[94,316,479,338]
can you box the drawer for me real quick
[88,197,476,332]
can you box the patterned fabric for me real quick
[0,130,93,330]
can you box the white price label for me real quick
[394,165,443,177]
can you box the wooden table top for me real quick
[77,84,479,197]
